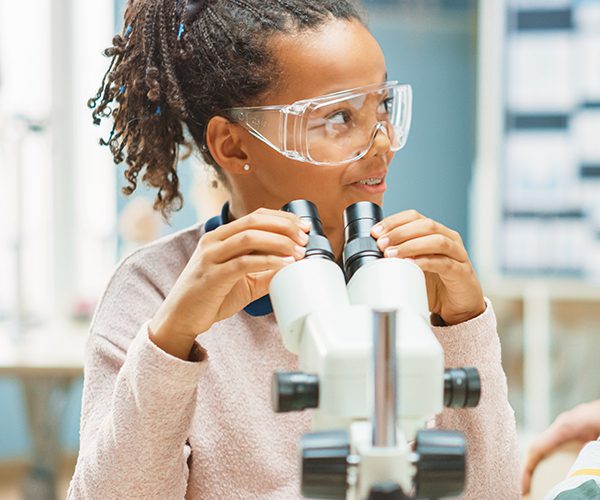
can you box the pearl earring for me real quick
[243,164,251,172]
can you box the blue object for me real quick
[154,106,161,116]
[124,24,133,37]
[204,202,274,316]
[177,22,185,40]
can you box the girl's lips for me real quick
[350,178,387,194]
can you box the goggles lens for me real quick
[303,83,410,164]
[222,81,412,166]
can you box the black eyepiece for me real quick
[281,200,335,261]
[343,202,384,280]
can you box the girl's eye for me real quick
[326,109,352,125]
[378,97,394,114]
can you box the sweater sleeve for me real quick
[432,298,520,500]
[67,246,208,500]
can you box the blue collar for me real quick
[204,202,274,317]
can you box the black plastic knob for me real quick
[272,371,319,413]
[413,429,466,499]
[444,367,481,408]
[301,430,350,499]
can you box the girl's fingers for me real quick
[377,218,461,250]
[384,234,468,262]
[206,208,310,243]
[206,229,307,264]
[371,209,425,237]
[217,253,296,279]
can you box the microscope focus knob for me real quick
[444,367,481,408]
[301,430,350,499]
[272,371,319,413]
[413,429,466,499]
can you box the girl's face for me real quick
[228,19,392,239]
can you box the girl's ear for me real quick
[205,116,250,175]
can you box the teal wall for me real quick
[0,1,477,459]
[370,8,478,248]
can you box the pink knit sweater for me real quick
[68,222,520,499]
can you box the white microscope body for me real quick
[269,201,479,500]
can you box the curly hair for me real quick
[89,0,365,218]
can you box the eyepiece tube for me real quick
[281,200,335,261]
[343,202,384,280]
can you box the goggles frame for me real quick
[220,80,412,166]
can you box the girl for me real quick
[69,0,520,498]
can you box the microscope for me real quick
[269,200,481,500]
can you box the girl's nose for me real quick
[364,122,392,159]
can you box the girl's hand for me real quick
[149,208,310,358]
[371,210,485,325]
[521,400,600,495]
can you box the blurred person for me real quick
[67,0,520,498]
[522,400,600,498]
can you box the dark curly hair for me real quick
[89,0,365,218]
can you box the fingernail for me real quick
[385,248,398,258]
[282,256,295,265]
[294,245,306,258]
[379,236,390,249]
[299,219,312,231]
[372,224,384,236]
[298,230,309,244]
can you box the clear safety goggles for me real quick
[221,81,412,166]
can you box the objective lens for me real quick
[281,200,335,261]
[343,202,384,280]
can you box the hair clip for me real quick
[119,85,126,94]
[125,25,133,38]
[177,22,185,40]
[154,106,162,116]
